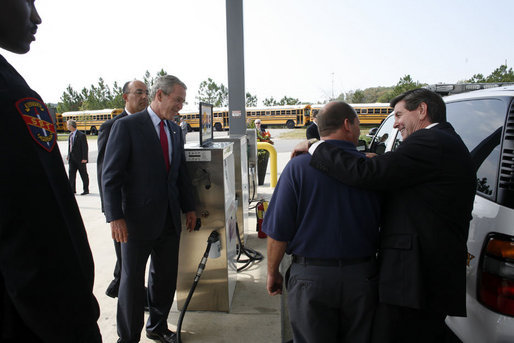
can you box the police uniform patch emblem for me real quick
[15,97,56,152]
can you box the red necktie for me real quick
[159,120,170,172]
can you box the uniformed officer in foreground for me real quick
[0,1,102,342]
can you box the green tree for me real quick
[57,70,168,113]
[467,64,514,83]
[263,97,279,106]
[277,96,300,105]
[246,92,258,107]
[110,81,124,108]
[57,85,83,112]
[143,69,168,89]
[378,75,425,102]
[486,64,514,82]
[197,78,228,107]
[335,92,346,101]
[467,73,486,83]
[350,89,365,103]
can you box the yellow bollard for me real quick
[256,142,277,188]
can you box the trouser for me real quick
[68,161,89,193]
[370,303,456,343]
[287,259,378,343]
[117,217,180,343]
[106,240,122,297]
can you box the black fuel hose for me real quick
[235,222,263,272]
[176,230,220,343]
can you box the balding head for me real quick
[122,80,148,114]
[318,101,360,145]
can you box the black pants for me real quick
[117,219,180,343]
[371,303,462,343]
[68,161,89,193]
[105,240,122,297]
[287,259,378,343]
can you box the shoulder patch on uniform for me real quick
[15,97,56,152]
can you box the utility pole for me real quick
[331,72,334,100]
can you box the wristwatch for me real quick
[307,138,319,146]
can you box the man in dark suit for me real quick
[103,75,196,343]
[296,88,476,342]
[97,79,148,298]
[305,110,320,140]
[67,119,89,195]
[0,1,101,341]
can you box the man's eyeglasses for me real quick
[127,89,149,95]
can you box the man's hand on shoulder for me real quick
[291,138,317,159]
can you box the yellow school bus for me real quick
[61,108,124,135]
[311,103,392,125]
[179,104,312,131]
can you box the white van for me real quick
[368,86,514,342]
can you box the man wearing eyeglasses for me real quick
[98,79,149,298]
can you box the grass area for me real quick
[275,129,307,139]
[274,124,377,141]
[57,133,98,141]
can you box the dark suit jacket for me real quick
[0,55,100,341]
[310,122,476,316]
[97,111,127,212]
[306,122,320,140]
[102,110,195,239]
[68,129,88,164]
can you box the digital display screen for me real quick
[199,102,214,147]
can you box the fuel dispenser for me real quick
[246,129,258,202]
[176,142,238,312]
[213,135,249,244]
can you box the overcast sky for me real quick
[3,0,513,105]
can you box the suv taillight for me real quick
[478,233,514,316]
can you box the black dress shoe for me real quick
[146,329,177,343]
[80,191,89,195]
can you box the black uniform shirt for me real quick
[0,54,101,342]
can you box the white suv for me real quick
[368,86,514,342]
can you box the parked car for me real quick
[368,86,514,342]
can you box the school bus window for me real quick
[355,108,361,114]
[374,109,380,114]
[381,108,387,114]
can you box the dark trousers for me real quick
[106,240,122,297]
[371,303,461,343]
[68,161,89,193]
[117,221,180,343]
[287,259,378,343]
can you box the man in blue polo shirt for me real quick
[263,101,381,343]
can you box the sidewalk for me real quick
[64,140,293,343]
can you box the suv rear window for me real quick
[446,99,506,198]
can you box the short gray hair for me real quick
[150,75,187,100]
[67,119,77,128]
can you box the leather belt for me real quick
[292,255,374,267]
